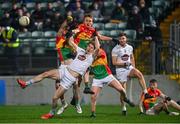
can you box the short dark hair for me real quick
[150,79,157,83]
[88,41,95,49]
[84,14,93,19]
[119,32,127,37]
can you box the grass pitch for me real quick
[0,105,179,123]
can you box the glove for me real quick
[112,38,119,44]
[165,96,171,101]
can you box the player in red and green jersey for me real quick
[139,79,180,115]
[90,48,135,118]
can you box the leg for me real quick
[120,82,127,115]
[129,68,147,91]
[17,69,60,88]
[167,100,180,111]
[90,86,102,117]
[56,80,68,115]
[129,68,152,99]
[108,79,135,107]
[41,85,66,119]
[74,80,82,114]
[70,77,82,114]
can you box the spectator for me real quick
[144,20,163,74]
[12,8,24,31]
[31,3,45,30]
[111,1,126,22]
[73,1,85,23]
[43,3,56,31]
[0,26,20,74]
[54,1,66,18]
[138,0,151,25]
[90,2,104,22]
[127,6,143,39]
[24,12,36,32]
[122,0,138,14]
[52,12,65,31]
[45,3,56,20]
[9,3,19,20]
[0,11,13,27]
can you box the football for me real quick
[19,16,30,26]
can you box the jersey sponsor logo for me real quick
[121,54,129,61]
[78,55,86,61]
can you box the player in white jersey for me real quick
[16,35,100,120]
[111,32,153,115]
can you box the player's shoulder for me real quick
[126,44,133,49]
[112,44,119,51]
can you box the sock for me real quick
[122,105,127,111]
[144,89,148,94]
[26,79,34,86]
[49,109,56,115]
[91,111,95,115]
[85,83,89,88]
[76,99,80,106]
[61,99,65,106]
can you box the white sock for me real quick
[122,105,127,111]
[61,99,66,106]
[26,79,34,86]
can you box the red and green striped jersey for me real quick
[91,49,112,79]
[143,88,161,110]
[76,24,95,50]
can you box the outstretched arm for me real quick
[98,33,113,41]
[68,35,78,51]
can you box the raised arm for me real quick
[93,36,100,58]
[57,20,67,37]
[68,35,78,51]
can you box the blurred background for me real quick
[0,0,179,105]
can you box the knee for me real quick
[42,71,49,77]
[134,69,143,79]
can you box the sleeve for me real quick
[111,46,118,57]
[130,45,133,55]
[76,46,84,53]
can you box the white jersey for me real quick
[68,47,93,75]
[112,44,133,64]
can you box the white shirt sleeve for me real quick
[112,46,118,57]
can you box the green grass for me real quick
[0,105,179,123]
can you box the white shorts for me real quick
[58,65,76,90]
[92,74,116,88]
[145,103,159,115]
[116,65,134,82]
